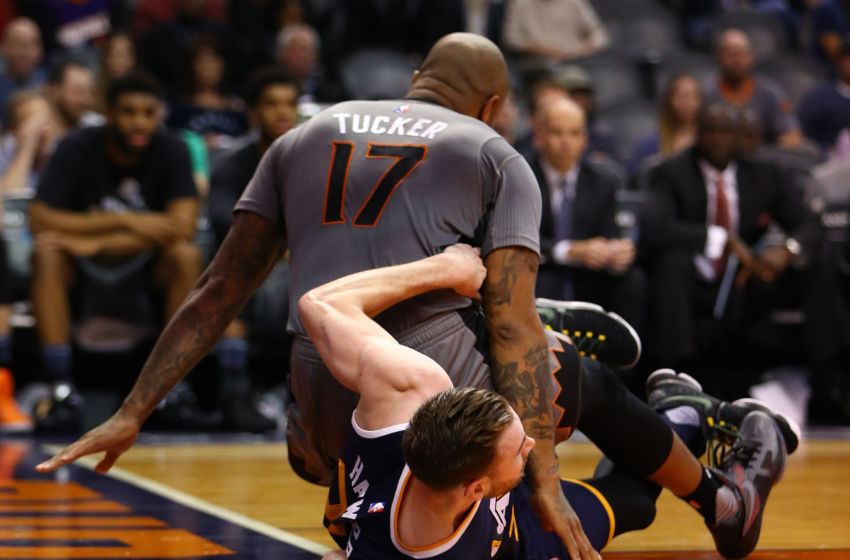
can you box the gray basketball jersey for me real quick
[235,99,541,336]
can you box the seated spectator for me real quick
[502,0,609,66]
[529,97,646,333]
[15,0,129,58]
[274,23,341,105]
[798,43,850,153]
[641,103,829,389]
[705,29,803,149]
[207,68,299,432]
[94,33,137,114]
[45,60,104,137]
[0,207,33,433]
[0,18,46,109]
[28,72,204,433]
[166,36,249,150]
[630,73,703,175]
[811,0,850,64]
[0,91,60,194]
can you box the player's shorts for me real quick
[287,309,583,486]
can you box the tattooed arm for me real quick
[36,210,284,474]
[483,246,600,560]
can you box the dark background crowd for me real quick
[1,0,849,436]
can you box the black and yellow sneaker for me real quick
[646,369,800,462]
[536,298,641,369]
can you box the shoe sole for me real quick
[536,298,642,369]
[732,397,801,455]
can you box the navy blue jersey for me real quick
[324,415,521,559]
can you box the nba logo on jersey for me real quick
[395,103,411,114]
[367,502,384,513]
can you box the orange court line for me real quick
[0,528,234,558]
[0,516,167,527]
[0,481,101,501]
[0,501,130,513]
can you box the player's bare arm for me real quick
[483,245,600,560]
[36,210,284,474]
[299,245,484,429]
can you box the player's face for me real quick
[252,84,299,142]
[539,104,587,173]
[109,92,161,152]
[485,412,535,498]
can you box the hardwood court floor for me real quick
[110,434,850,557]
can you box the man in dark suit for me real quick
[642,103,825,377]
[529,97,646,333]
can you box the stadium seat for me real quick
[653,50,718,98]
[808,158,850,278]
[608,11,684,64]
[575,51,645,112]
[591,0,668,21]
[710,9,789,60]
[758,54,827,108]
[594,100,658,163]
[339,48,416,100]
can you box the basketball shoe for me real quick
[33,381,85,434]
[646,368,800,459]
[707,410,787,559]
[0,368,33,434]
[536,298,641,369]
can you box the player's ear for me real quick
[464,478,487,501]
[478,94,503,127]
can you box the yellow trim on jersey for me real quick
[564,478,615,546]
[324,458,349,522]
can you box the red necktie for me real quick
[714,175,731,276]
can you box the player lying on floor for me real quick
[299,244,793,559]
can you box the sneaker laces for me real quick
[705,416,741,468]
[717,433,762,473]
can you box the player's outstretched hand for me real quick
[35,412,141,474]
[441,243,486,300]
[530,478,602,560]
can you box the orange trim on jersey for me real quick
[322,140,354,225]
[355,142,428,228]
[545,327,573,443]
[564,478,616,546]
[392,470,478,553]
[324,458,349,522]
[718,77,755,105]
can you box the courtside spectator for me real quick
[530,97,646,333]
[94,33,137,114]
[811,0,850,64]
[798,43,850,153]
[0,91,60,194]
[28,72,203,433]
[630,73,703,175]
[207,68,299,432]
[0,18,46,109]
[274,23,341,104]
[706,29,803,148]
[45,60,104,136]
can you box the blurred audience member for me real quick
[0,18,46,109]
[207,68,298,432]
[555,65,622,165]
[95,33,137,114]
[45,60,103,136]
[503,0,609,64]
[811,0,850,64]
[706,29,802,149]
[514,75,571,157]
[642,103,824,379]
[137,0,233,97]
[630,73,703,175]
[132,0,226,37]
[15,0,129,57]
[0,91,60,194]
[530,97,646,332]
[166,37,248,150]
[274,23,340,104]
[491,89,519,145]
[28,72,202,433]
[798,43,850,153]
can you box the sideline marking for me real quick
[42,444,330,557]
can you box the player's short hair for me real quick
[106,71,162,107]
[243,67,298,108]
[403,388,514,491]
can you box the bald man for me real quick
[0,18,46,108]
[707,28,802,149]
[37,33,779,560]
[529,98,645,333]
